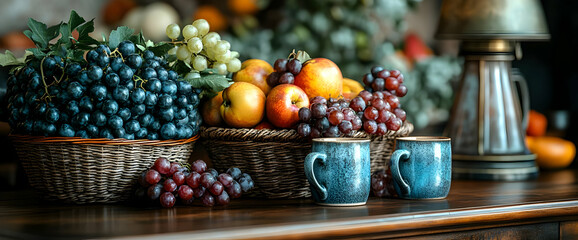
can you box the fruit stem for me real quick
[110,49,123,60]
[288,49,297,60]
[57,67,66,83]
[133,75,146,90]
[39,57,53,102]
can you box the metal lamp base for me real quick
[452,154,539,181]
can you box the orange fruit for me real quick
[527,136,576,170]
[233,59,274,95]
[342,78,364,100]
[294,58,343,100]
[0,31,35,50]
[228,0,259,15]
[193,5,228,32]
[526,110,547,136]
[101,0,137,26]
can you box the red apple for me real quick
[294,58,343,99]
[266,84,310,128]
[220,82,266,128]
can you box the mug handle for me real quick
[304,152,328,201]
[391,149,411,196]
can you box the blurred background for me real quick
[0,0,575,188]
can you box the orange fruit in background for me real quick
[228,0,259,15]
[101,0,137,26]
[0,31,35,50]
[527,110,547,136]
[193,5,228,32]
[527,136,576,170]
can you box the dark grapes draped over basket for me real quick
[6,41,202,140]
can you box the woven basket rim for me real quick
[9,134,200,146]
[200,121,414,142]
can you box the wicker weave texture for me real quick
[201,122,413,199]
[11,135,197,204]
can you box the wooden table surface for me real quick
[1,168,578,240]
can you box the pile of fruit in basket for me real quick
[197,52,410,199]
[200,50,409,139]
[135,157,254,208]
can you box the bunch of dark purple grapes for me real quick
[266,58,302,87]
[6,41,202,140]
[363,66,408,97]
[371,169,397,198]
[295,75,407,138]
[135,157,254,208]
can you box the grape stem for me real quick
[133,75,147,90]
[288,49,297,59]
[39,57,53,102]
[57,65,66,83]
[110,49,124,60]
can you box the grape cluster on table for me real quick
[6,40,202,140]
[296,66,408,138]
[266,57,303,86]
[136,158,254,208]
[371,169,397,198]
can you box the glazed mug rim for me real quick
[396,136,451,142]
[312,138,371,143]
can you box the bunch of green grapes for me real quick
[165,19,241,75]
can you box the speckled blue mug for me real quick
[390,136,452,200]
[304,138,371,206]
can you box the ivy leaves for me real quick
[16,10,100,64]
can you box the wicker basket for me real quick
[10,135,199,204]
[201,122,413,199]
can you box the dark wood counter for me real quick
[1,168,578,240]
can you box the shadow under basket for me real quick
[201,122,413,199]
[10,135,198,204]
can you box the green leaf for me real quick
[145,40,155,48]
[136,44,146,52]
[76,19,99,46]
[172,60,192,75]
[0,50,24,67]
[185,71,230,93]
[26,48,46,58]
[68,10,85,31]
[24,18,53,49]
[72,50,86,62]
[148,42,174,56]
[56,23,71,48]
[296,50,311,63]
[166,54,176,62]
[108,26,134,49]
[48,45,68,58]
[47,24,61,39]
[128,31,145,46]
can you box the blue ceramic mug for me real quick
[390,136,452,199]
[304,138,371,206]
